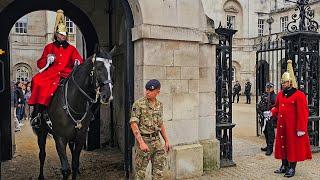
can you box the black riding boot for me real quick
[284,162,296,178]
[274,159,288,174]
[31,104,46,128]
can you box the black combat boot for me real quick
[265,146,273,156]
[261,147,267,151]
[284,162,296,178]
[274,159,288,174]
[30,104,46,128]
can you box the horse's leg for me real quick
[71,133,86,180]
[54,136,71,180]
[37,128,48,180]
[68,140,75,155]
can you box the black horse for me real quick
[34,48,114,180]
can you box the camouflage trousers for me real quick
[135,137,166,180]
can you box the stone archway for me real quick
[0,0,99,161]
[0,0,137,166]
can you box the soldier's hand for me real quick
[164,141,171,152]
[47,54,55,64]
[139,142,150,152]
[297,131,305,137]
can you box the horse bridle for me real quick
[63,54,113,129]
[95,56,114,102]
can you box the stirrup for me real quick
[31,113,41,128]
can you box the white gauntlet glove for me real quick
[263,111,272,119]
[297,131,305,137]
[47,54,55,64]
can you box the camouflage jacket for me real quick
[257,91,276,112]
[130,97,163,134]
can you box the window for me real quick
[227,15,235,29]
[232,67,236,82]
[258,19,264,36]
[280,16,288,32]
[15,16,28,34]
[15,65,30,83]
[65,17,74,34]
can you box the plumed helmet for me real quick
[53,10,68,37]
[281,60,298,88]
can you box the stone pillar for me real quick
[130,0,217,178]
[132,24,205,179]
[198,42,220,171]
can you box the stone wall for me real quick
[131,3,219,174]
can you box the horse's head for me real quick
[92,47,115,105]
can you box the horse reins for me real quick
[62,54,113,129]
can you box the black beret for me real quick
[266,82,274,88]
[145,79,161,90]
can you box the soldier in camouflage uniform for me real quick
[130,79,170,180]
[258,82,276,156]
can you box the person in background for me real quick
[244,79,252,104]
[13,81,24,129]
[24,82,32,121]
[20,83,27,121]
[232,80,241,103]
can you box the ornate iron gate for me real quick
[256,38,286,136]
[256,0,320,152]
[282,0,320,152]
[215,24,237,167]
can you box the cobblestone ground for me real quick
[200,99,320,180]
[1,115,125,180]
[3,98,320,179]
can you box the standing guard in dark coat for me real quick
[244,80,252,104]
[258,82,277,156]
[232,81,241,103]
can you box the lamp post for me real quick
[266,17,274,41]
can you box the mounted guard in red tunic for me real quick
[28,9,83,127]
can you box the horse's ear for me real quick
[109,45,117,56]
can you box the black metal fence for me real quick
[255,37,286,136]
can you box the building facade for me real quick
[206,0,320,94]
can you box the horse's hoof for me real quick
[38,175,44,180]
[72,175,77,180]
[61,169,71,180]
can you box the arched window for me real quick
[223,0,243,36]
[15,65,30,83]
[15,15,28,34]
[232,67,236,82]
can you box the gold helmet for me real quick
[281,60,298,88]
[53,10,67,37]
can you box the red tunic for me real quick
[28,42,83,106]
[271,90,312,162]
